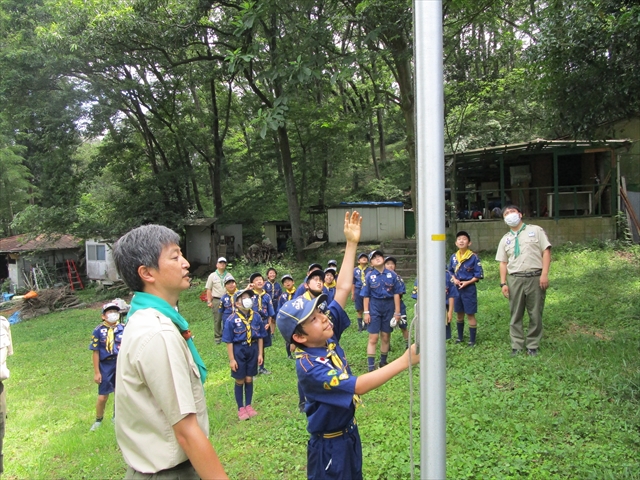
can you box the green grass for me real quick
[3,243,639,479]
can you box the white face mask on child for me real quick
[105,312,120,324]
[504,212,521,227]
[242,298,253,309]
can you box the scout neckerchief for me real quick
[357,266,366,284]
[215,270,227,284]
[324,280,336,290]
[454,250,473,274]
[127,291,207,383]
[295,343,362,408]
[236,309,254,345]
[102,321,117,354]
[283,285,296,301]
[253,289,266,313]
[510,223,527,258]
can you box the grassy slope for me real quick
[3,245,639,479]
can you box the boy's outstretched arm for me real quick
[333,211,362,308]
[354,344,420,395]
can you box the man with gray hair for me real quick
[113,225,227,479]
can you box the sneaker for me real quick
[215,339,222,345]
[90,421,102,431]
[245,405,258,418]
[511,349,522,357]
[237,407,250,421]
[298,402,306,413]
[259,367,272,375]
[527,348,538,357]
[467,342,476,347]
[455,338,463,344]
[379,362,388,369]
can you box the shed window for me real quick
[88,244,106,261]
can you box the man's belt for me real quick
[317,417,357,439]
[510,270,542,278]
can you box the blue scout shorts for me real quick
[307,419,362,480]
[354,287,365,311]
[98,357,117,395]
[454,284,478,315]
[367,298,395,334]
[231,343,259,380]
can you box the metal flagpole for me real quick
[414,0,447,478]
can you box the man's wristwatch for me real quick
[500,282,507,288]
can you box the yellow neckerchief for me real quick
[357,265,367,284]
[294,343,363,408]
[303,290,316,300]
[324,280,336,289]
[253,289,266,311]
[454,249,474,273]
[284,285,296,301]
[236,309,254,345]
[102,321,117,354]
[224,288,237,308]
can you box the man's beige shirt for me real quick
[0,316,13,381]
[115,308,209,474]
[496,224,552,274]
[205,271,228,298]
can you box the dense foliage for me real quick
[0,0,638,247]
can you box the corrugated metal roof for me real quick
[0,234,81,253]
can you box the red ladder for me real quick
[66,259,84,291]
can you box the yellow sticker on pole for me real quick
[431,234,446,241]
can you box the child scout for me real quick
[352,253,372,332]
[276,211,420,480]
[89,302,125,431]
[250,272,276,375]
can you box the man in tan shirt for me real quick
[1,314,13,477]
[113,225,227,479]
[496,205,552,357]
[205,258,230,344]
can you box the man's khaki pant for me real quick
[507,275,545,350]
[212,298,222,342]
[0,382,5,476]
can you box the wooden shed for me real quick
[327,202,405,243]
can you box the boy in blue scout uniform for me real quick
[411,272,457,341]
[294,263,329,299]
[219,276,238,326]
[352,253,372,332]
[223,288,267,421]
[327,259,339,279]
[362,250,404,371]
[89,302,125,431]
[250,272,276,375]
[279,274,297,359]
[384,256,409,349]
[276,211,420,480]
[264,268,283,315]
[448,231,484,346]
[323,267,337,304]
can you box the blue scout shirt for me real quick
[445,271,458,307]
[361,268,404,299]
[279,289,297,310]
[296,301,359,434]
[218,292,236,324]
[324,285,336,304]
[89,322,125,360]
[222,310,267,344]
[264,281,282,313]
[411,279,418,300]
[353,266,372,290]
[293,282,329,299]
[448,252,484,282]
[252,290,275,322]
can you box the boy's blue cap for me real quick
[307,263,323,272]
[369,250,384,261]
[277,294,328,343]
[233,288,255,303]
[357,252,368,260]
[224,275,236,285]
[328,259,338,266]
[102,302,120,313]
[281,274,294,283]
[384,256,397,265]
[249,272,263,283]
[324,267,337,276]
[305,269,324,284]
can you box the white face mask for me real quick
[242,297,254,309]
[105,312,119,323]
[504,212,521,227]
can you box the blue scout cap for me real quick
[357,252,368,260]
[224,275,236,285]
[102,302,120,313]
[368,250,384,261]
[324,267,337,276]
[305,269,324,284]
[281,274,294,283]
[233,288,255,303]
[328,259,338,267]
[307,263,323,273]
[277,294,328,343]
[249,272,263,283]
[384,256,397,265]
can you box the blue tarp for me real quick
[8,310,21,325]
